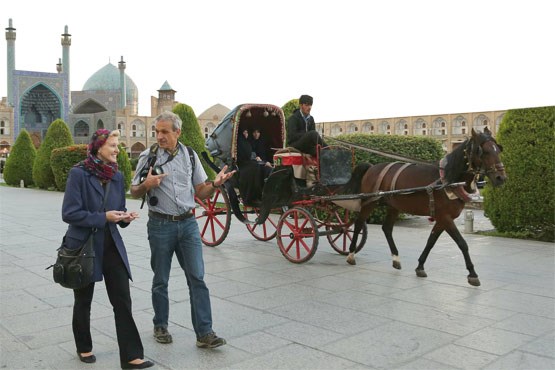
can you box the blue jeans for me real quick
[147,216,213,338]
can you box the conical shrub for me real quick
[3,129,37,187]
[174,104,215,179]
[32,119,74,189]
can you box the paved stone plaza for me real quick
[0,185,553,369]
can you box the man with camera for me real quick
[130,111,234,348]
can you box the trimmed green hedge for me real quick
[3,129,36,187]
[333,134,444,165]
[174,103,216,180]
[483,106,554,242]
[51,144,133,192]
[51,145,87,191]
[32,119,74,189]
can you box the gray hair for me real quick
[153,111,182,131]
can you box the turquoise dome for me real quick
[82,63,138,105]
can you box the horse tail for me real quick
[341,163,372,194]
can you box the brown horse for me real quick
[344,128,506,286]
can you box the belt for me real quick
[148,210,193,221]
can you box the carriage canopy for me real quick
[205,103,285,166]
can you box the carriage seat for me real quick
[273,147,318,186]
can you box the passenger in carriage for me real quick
[236,128,264,206]
[286,94,327,156]
[251,128,273,168]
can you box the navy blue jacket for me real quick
[61,167,132,281]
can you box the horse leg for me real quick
[444,224,480,286]
[382,207,401,269]
[346,217,365,265]
[415,224,444,278]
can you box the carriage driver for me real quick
[286,94,327,156]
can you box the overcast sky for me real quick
[3,0,554,122]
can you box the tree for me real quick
[483,106,555,241]
[3,129,36,187]
[282,99,299,121]
[173,103,215,179]
[117,144,132,192]
[32,119,74,189]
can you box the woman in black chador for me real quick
[236,128,263,206]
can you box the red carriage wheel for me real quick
[193,188,231,247]
[276,207,319,263]
[243,206,279,241]
[325,209,367,255]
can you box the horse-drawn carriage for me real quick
[193,103,368,263]
[194,103,507,286]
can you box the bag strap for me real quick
[92,181,111,234]
[186,146,195,183]
[101,181,111,211]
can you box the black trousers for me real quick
[72,229,143,363]
[290,130,327,156]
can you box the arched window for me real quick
[131,119,145,138]
[74,120,89,137]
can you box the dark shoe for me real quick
[121,360,154,369]
[196,332,227,348]
[77,352,96,364]
[153,327,172,344]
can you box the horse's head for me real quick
[468,127,507,187]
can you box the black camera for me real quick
[139,164,164,183]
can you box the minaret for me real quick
[5,18,16,106]
[61,25,71,104]
[118,56,127,109]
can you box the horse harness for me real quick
[361,161,443,218]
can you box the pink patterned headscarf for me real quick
[88,129,111,156]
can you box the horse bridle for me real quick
[464,138,505,176]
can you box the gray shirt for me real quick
[132,143,207,215]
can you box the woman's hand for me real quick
[106,210,139,223]
[121,211,140,223]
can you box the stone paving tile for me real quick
[264,321,346,348]
[423,343,500,369]
[454,327,534,355]
[229,331,292,355]
[462,288,555,318]
[518,331,555,358]
[220,343,359,369]
[365,299,495,336]
[322,321,456,369]
[226,283,330,310]
[268,300,391,335]
[483,351,555,370]
[492,313,555,336]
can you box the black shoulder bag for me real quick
[47,182,111,289]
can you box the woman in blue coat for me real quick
[62,129,153,369]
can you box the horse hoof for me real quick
[392,261,402,270]
[468,277,481,286]
[346,254,356,265]
[415,268,427,278]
